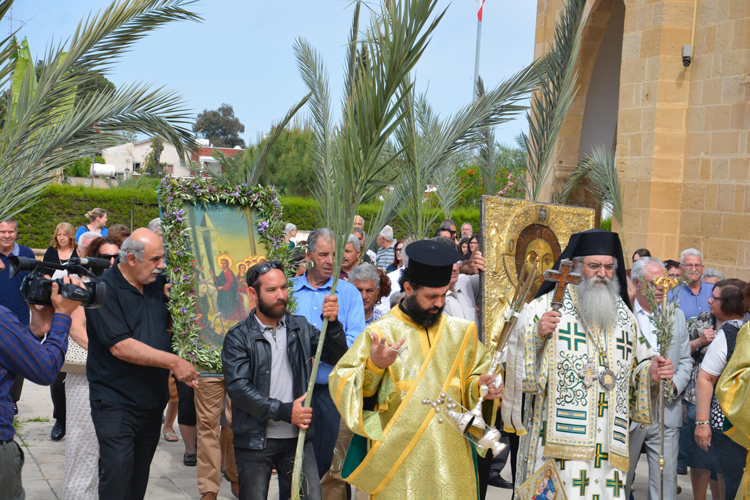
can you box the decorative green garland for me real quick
[159,177,295,372]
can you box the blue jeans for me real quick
[311,384,341,480]
[678,400,691,470]
[235,439,321,500]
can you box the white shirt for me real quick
[701,319,744,377]
[444,274,480,323]
[634,299,658,349]
[375,267,405,316]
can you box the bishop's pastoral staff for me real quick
[502,229,674,499]
[329,240,502,499]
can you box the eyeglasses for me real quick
[683,264,704,269]
[585,262,616,272]
[709,294,723,302]
[247,260,284,286]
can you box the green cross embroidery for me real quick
[558,323,572,350]
[606,470,624,497]
[559,323,587,351]
[594,443,608,469]
[539,421,546,445]
[573,469,589,496]
[598,393,609,418]
[616,331,631,358]
[639,334,651,348]
[593,496,600,500]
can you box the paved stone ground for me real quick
[15,381,696,499]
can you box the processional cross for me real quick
[543,258,582,311]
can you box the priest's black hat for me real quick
[404,239,459,288]
[535,229,632,310]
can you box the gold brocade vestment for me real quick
[716,322,750,499]
[329,306,497,500]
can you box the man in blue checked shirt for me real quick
[0,257,82,500]
[291,228,366,498]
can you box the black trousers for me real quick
[311,384,340,479]
[50,371,66,421]
[90,399,162,500]
[235,439,321,500]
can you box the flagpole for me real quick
[473,16,481,100]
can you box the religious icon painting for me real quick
[516,459,568,500]
[159,178,290,374]
[186,202,267,346]
[480,196,594,347]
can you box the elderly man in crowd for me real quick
[461,222,473,238]
[702,268,724,285]
[375,225,396,270]
[353,215,365,230]
[78,231,102,257]
[670,248,713,321]
[340,234,362,281]
[0,217,37,411]
[291,228,366,498]
[86,228,199,500]
[353,228,375,264]
[626,257,693,500]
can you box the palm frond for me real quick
[0,0,201,222]
[517,0,586,201]
[582,145,627,255]
[554,155,595,205]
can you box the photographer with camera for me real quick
[0,254,83,499]
[85,228,199,500]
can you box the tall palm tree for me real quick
[513,0,587,201]
[0,0,201,221]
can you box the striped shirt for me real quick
[0,306,70,440]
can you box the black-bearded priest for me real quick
[502,229,674,499]
[329,239,502,499]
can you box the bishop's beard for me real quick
[402,292,443,328]
[576,270,620,332]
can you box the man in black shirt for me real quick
[86,228,199,500]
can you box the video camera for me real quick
[8,256,109,309]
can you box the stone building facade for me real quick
[535,0,749,279]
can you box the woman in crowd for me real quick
[75,208,108,241]
[44,223,80,441]
[284,223,297,249]
[694,279,749,500]
[458,237,471,260]
[44,223,79,265]
[468,235,481,256]
[61,235,121,499]
[386,239,404,273]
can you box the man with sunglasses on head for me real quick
[222,260,349,500]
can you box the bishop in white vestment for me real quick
[502,230,674,499]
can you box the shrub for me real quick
[15,187,483,249]
[600,217,612,231]
[15,184,159,248]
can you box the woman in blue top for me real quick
[75,208,108,241]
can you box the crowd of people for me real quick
[0,209,748,500]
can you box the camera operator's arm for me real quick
[109,339,199,388]
[0,279,81,385]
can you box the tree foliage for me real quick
[143,136,166,177]
[0,0,201,222]
[63,155,105,177]
[194,103,246,148]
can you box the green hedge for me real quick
[14,186,481,249]
[15,184,160,248]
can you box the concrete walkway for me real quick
[15,380,696,499]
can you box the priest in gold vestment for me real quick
[329,240,502,499]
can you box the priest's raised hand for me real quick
[369,332,406,369]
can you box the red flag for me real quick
[476,0,485,21]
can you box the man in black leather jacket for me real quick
[222,261,348,500]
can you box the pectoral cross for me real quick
[578,360,598,388]
[543,258,582,311]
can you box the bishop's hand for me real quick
[537,310,561,338]
[479,374,503,400]
[369,332,405,370]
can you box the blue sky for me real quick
[9,0,537,147]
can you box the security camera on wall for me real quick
[682,45,692,67]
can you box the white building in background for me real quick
[101,138,243,179]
